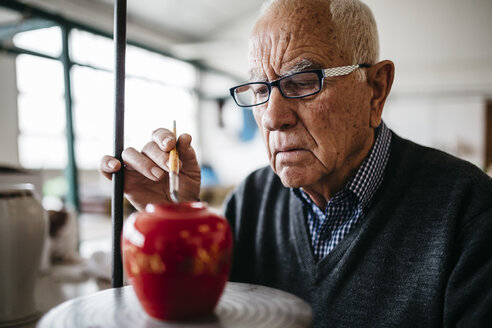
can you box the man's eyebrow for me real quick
[248,58,323,82]
[281,59,323,76]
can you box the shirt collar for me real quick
[346,120,391,209]
[294,121,392,211]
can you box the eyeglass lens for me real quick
[234,71,321,107]
[234,84,267,107]
[280,72,320,97]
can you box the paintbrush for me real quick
[169,120,179,203]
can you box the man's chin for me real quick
[280,180,302,189]
[272,163,318,188]
[276,171,312,189]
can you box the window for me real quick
[15,28,66,168]
[13,25,62,57]
[15,27,198,169]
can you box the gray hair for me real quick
[260,0,380,66]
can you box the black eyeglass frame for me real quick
[229,63,371,108]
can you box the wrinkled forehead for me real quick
[247,56,324,82]
[248,2,338,81]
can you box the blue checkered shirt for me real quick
[294,122,391,261]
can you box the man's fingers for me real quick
[177,133,192,149]
[100,171,112,180]
[151,128,176,151]
[99,155,122,178]
[141,141,170,171]
[177,134,200,173]
[177,134,195,160]
[100,155,121,172]
[150,130,198,170]
[122,147,165,181]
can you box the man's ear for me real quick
[366,60,395,128]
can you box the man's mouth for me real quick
[277,148,303,153]
[274,148,308,160]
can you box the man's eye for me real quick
[283,79,317,90]
[297,80,317,87]
[253,85,269,95]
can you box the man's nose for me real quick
[261,87,298,131]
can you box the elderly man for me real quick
[101,0,492,326]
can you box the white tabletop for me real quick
[37,282,312,328]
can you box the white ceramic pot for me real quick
[0,184,47,324]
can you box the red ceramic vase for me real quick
[122,202,233,321]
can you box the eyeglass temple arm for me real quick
[322,63,371,78]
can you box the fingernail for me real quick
[162,137,172,147]
[151,167,163,179]
[108,159,118,169]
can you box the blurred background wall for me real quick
[1,0,491,213]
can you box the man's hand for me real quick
[99,129,201,212]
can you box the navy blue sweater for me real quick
[224,133,492,327]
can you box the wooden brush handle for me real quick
[170,148,179,173]
[170,121,179,173]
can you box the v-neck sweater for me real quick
[223,132,492,327]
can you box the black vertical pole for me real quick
[111,0,126,288]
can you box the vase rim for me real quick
[144,202,210,218]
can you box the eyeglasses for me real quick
[229,63,370,108]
